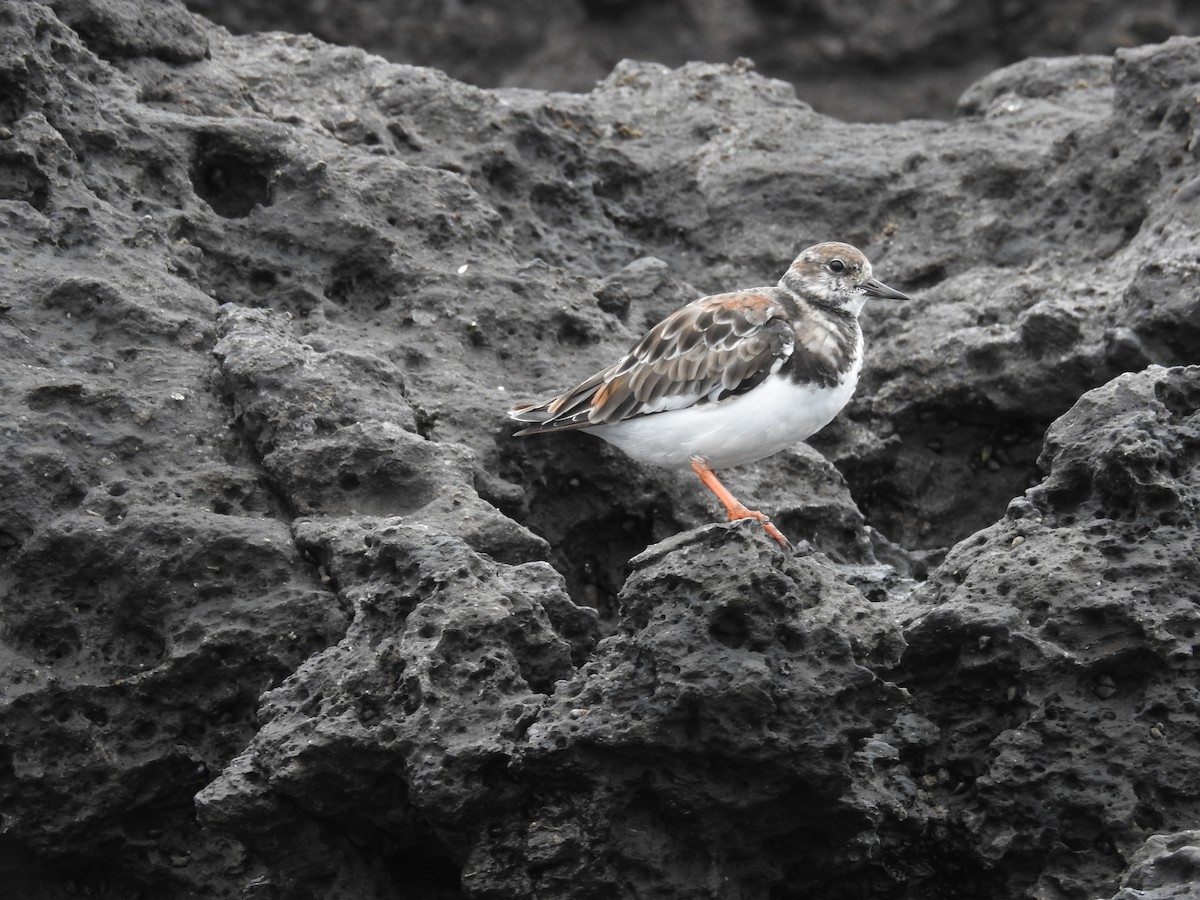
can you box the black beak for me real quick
[862,277,912,302]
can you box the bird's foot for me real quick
[726,506,792,550]
[690,458,791,550]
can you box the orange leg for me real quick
[690,458,790,548]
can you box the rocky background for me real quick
[181,0,1200,121]
[1,1,1199,898]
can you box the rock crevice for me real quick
[0,2,1198,897]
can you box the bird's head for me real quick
[780,241,910,314]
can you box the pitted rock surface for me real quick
[1,2,1199,898]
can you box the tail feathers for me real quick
[509,367,611,434]
[508,402,548,422]
[508,402,550,436]
[508,400,593,435]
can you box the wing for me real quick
[509,289,795,434]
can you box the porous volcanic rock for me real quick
[1,1,1199,898]
[182,0,1200,121]
[890,365,1200,898]
[1106,831,1200,900]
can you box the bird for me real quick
[508,242,911,547]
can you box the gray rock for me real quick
[1,1,1199,897]
[212,305,549,562]
[473,524,907,898]
[182,0,1200,121]
[196,520,598,895]
[1107,831,1200,899]
[47,0,209,63]
[894,365,1200,898]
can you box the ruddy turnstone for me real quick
[509,242,910,547]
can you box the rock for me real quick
[212,305,549,563]
[48,0,209,62]
[1,1,1200,897]
[195,522,906,898]
[181,0,1200,121]
[468,524,908,898]
[0,506,349,894]
[893,366,1200,898]
[1106,831,1200,900]
[195,520,599,895]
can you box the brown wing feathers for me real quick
[511,291,793,434]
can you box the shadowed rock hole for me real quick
[552,509,655,629]
[249,268,278,293]
[1155,376,1200,419]
[531,182,583,228]
[0,75,28,123]
[0,157,50,211]
[783,831,997,899]
[190,135,275,218]
[12,619,82,664]
[0,530,20,564]
[580,0,641,20]
[380,831,463,894]
[324,260,393,311]
[897,264,946,293]
[482,155,519,192]
[498,440,667,628]
[777,624,804,653]
[837,414,1046,550]
[709,606,750,649]
[1134,803,1164,831]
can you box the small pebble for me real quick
[1094,675,1116,699]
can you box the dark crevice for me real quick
[190,133,277,218]
[826,413,1047,552]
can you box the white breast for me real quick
[588,362,861,470]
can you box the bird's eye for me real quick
[828,259,846,274]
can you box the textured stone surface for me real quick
[212,305,548,563]
[195,519,598,898]
[891,365,1200,898]
[1,1,1199,898]
[182,0,1200,121]
[1107,831,1200,900]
